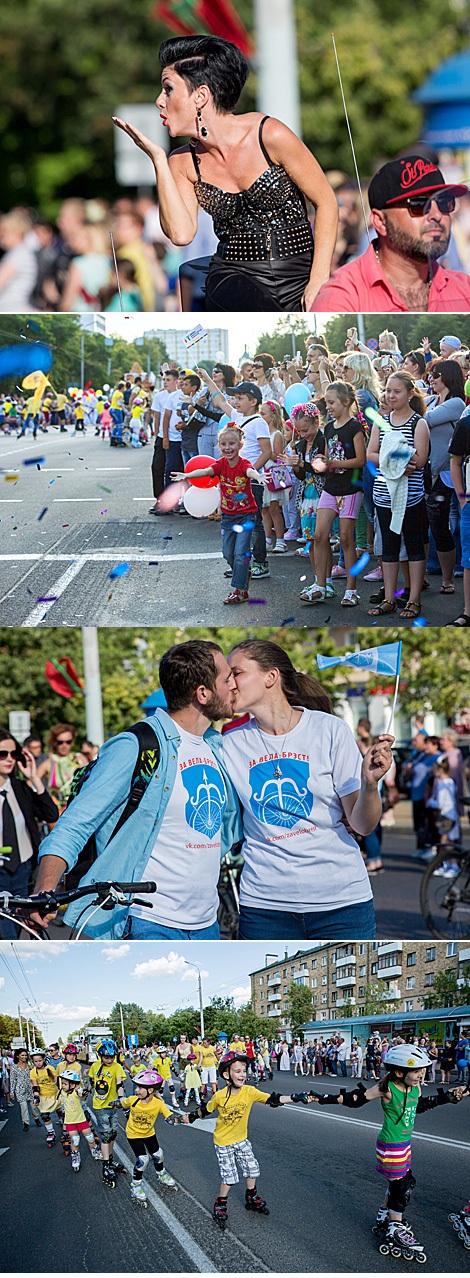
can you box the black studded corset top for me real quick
[189,117,314,262]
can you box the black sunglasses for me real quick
[391,193,456,218]
[0,748,21,761]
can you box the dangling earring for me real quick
[197,109,208,140]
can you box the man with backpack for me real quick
[31,640,241,940]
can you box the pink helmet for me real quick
[187,1053,197,1062]
[134,1069,163,1089]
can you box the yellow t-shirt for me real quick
[120,1094,171,1139]
[200,1047,218,1069]
[154,1055,172,1080]
[56,394,67,410]
[229,1039,246,1053]
[206,1085,268,1146]
[56,1060,83,1084]
[63,1090,86,1125]
[30,1065,58,1098]
[74,403,84,420]
[110,390,123,410]
[129,1062,144,1078]
[88,1060,126,1109]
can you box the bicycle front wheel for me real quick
[420,847,470,940]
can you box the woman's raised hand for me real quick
[112,118,168,168]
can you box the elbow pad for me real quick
[266,1092,282,1108]
[417,1087,457,1113]
[339,1082,368,1110]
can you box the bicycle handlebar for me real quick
[0,880,157,911]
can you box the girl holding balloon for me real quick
[171,425,268,604]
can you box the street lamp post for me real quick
[183,960,204,1039]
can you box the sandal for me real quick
[447,614,470,628]
[440,582,455,594]
[399,600,421,620]
[368,599,397,616]
[300,584,327,603]
[341,589,360,607]
[223,589,249,605]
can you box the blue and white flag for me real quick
[317,642,401,677]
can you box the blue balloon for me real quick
[284,384,311,414]
[0,343,54,380]
[218,413,232,429]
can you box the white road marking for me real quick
[112,1142,217,1273]
[0,499,23,503]
[22,559,85,626]
[132,496,158,501]
[0,552,223,562]
[0,1148,9,1157]
[41,468,75,472]
[52,498,103,503]
[95,467,131,471]
[286,1105,470,1150]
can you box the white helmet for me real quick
[60,1068,81,1082]
[385,1045,431,1070]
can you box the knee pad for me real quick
[70,1133,80,1148]
[151,1146,164,1169]
[388,1171,416,1214]
[134,1152,149,1176]
[84,1130,94,1145]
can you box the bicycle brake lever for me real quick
[132,898,154,909]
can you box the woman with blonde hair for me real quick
[59,222,111,312]
[0,211,38,311]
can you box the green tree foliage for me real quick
[0,1013,45,1050]
[422,965,470,1010]
[323,315,470,356]
[238,1004,279,1041]
[286,981,315,1035]
[0,0,467,213]
[107,1001,152,1044]
[0,316,168,396]
[363,982,400,1015]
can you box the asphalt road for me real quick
[0,432,463,627]
[2,1074,469,1272]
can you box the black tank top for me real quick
[189,117,313,261]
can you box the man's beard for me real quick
[204,690,234,721]
[383,213,450,262]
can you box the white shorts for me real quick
[215,1138,260,1185]
[201,1067,217,1085]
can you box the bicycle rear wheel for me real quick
[420,847,470,939]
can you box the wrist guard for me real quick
[341,1082,368,1109]
[290,1092,310,1104]
[318,1092,342,1105]
[417,1087,457,1113]
[266,1092,282,1108]
[188,1099,209,1123]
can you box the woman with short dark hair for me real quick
[113,34,337,312]
[0,730,58,938]
[425,358,466,594]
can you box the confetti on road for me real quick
[97,485,112,493]
[350,552,370,577]
[412,617,427,627]
[249,598,267,605]
[281,617,296,626]
[148,561,159,565]
[38,507,48,520]
[109,562,130,579]
[36,596,58,603]
[23,456,46,466]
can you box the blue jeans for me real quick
[238,898,376,940]
[164,440,183,488]
[181,443,200,468]
[221,514,253,589]
[125,915,220,940]
[0,859,32,939]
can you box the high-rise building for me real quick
[143,327,229,367]
[78,314,107,336]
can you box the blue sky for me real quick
[0,941,311,1043]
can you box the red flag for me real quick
[153,0,254,57]
[45,657,84,698]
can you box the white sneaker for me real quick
[272,539,287,552]
[434,861,460,877]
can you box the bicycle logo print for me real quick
[250,759,313,829]
[180,765,227,839]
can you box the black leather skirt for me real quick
[179,249,313,312]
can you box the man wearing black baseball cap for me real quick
[313,156,470,312]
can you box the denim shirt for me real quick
[38,710,242,939]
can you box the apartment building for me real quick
[250,941,470,1033]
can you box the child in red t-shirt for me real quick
[171,424,268,603]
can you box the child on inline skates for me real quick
[30,1050,61,1147]
[312,1043,469,1262]
[87,1040,127,1187]
[55,1044,84,1156]
[183,1050,312,1230]
[149,1046,179,1110]
[59,1069,102,1170]
[113,1069,178,1206]
[183,1053,202,1107]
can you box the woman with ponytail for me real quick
[221,640,394,940]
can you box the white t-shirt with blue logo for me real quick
[222,710,372,912]
[131,726,227,928]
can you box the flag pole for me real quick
[385,641,402,736]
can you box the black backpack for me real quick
[64,720,161,890]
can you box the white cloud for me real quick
[25,968,37,974]
[38,1002,99,1021]
[14,943,69,961]
[132,950,208,981]
[101,944,130,963]
[0,977,5,990]
[230,984,251,1007]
